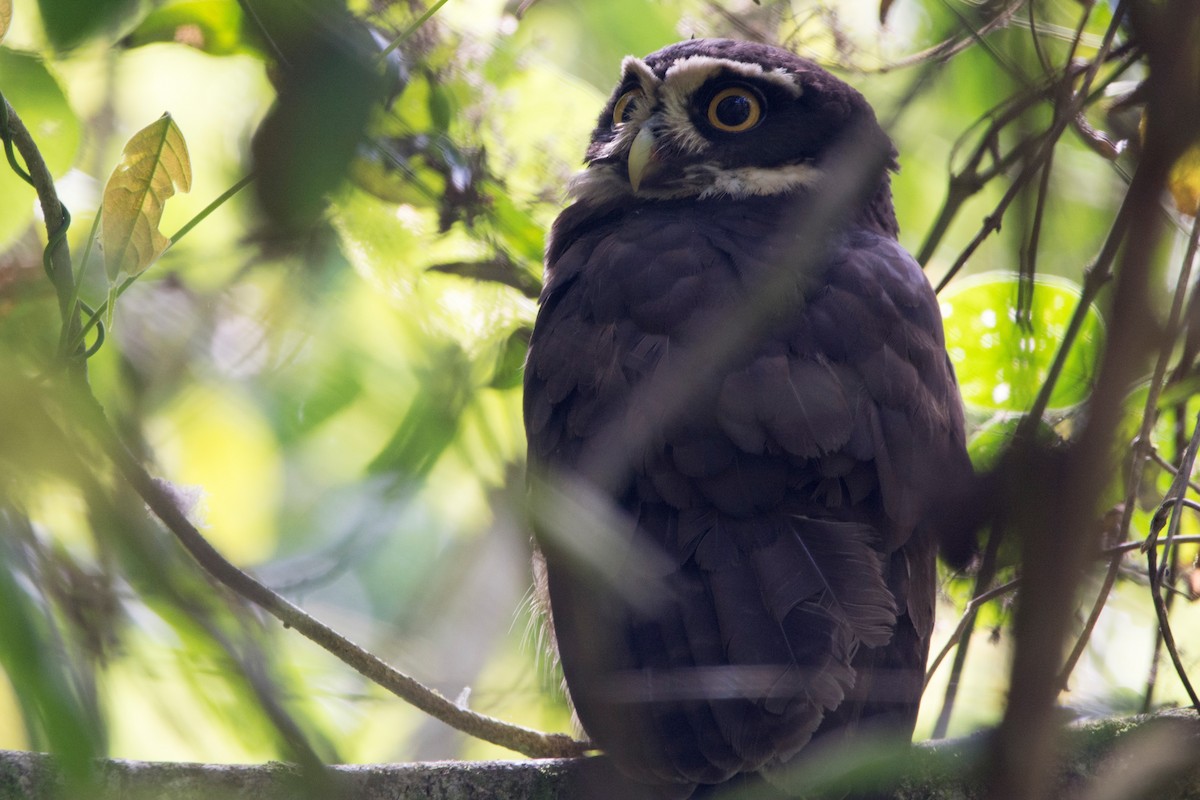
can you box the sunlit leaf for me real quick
[490,193,548,266]
[101,112,192,284]
[0,49,82,249]
[1168,140,1200,217]
[0,0,12,44]
[941,274,1104,412]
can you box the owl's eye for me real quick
[612,88,643,126]
[706,86,763,133]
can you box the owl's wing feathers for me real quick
[526,202,964,784]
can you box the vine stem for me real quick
[1,94,78,342]
[2,87,586,762]
[925,576,1019,689]
[1144,412,1200,710]
[1056,209,1200,695]
[926,532,1200,689]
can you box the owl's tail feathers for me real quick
[569,513,901,793]
[694,516,899,760]
[601,515,900,788]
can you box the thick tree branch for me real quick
[0,711,1197,800]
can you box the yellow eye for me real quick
[612,88,643,126]
[706,86,762,133]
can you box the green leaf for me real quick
[101,112,192,285]
[124,0,247,56]
[0,49,82,249]
[368,345,471,478]
[513,0,681,92]
[940,274,1104,413]
[489,327,532,390]
[966,415,1060,470]
[249,3,384,235]
[36,0,140,50]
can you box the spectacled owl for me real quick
[523,39,971,797]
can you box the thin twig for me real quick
[921,47,1136,274]
[380,0,450,58]
[1144,411,1200,710]
[1150,447,1200,496]
[236,0,290,67]
[1138,215,1200,711]
[927,531,1200,689]
[1056,208,1200,694]
[169,172,256,247]
[931,517,1005,738]
[850,0,1025,74]
[1108,533,1200,557]
[1011,5,1131,432]
[926,577,1019,688]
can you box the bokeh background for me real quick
[1,0,1197,775]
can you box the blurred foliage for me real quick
[1,0,1199,785]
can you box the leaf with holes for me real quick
[940,274,1104,413]
[101,112,192,285]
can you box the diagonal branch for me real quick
[78,386,586,759]
[2,91,586,762]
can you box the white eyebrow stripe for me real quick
[662,55,802,97]
[620,55,662,94]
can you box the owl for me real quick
[523,39,971,797]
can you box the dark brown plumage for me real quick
[524,39,970,797]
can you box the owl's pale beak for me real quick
[627,126,661,193]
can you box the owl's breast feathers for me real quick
[524,195,968,792]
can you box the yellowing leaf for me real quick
[0,0,12,45]
[1168,141,1200,217]
[101,112,192,284]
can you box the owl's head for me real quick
[570,39,898,207]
